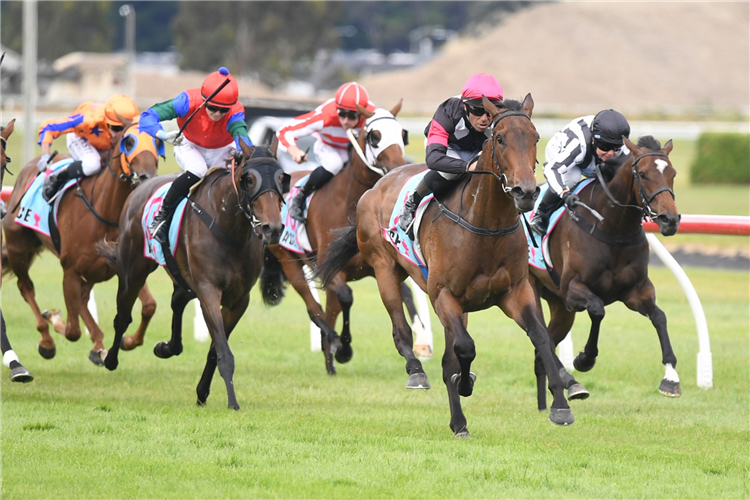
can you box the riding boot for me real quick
[397,177,431,233]
[150,171,201,243]
[42,161,84,202]
[288,166,334,222]
[530,188,563,235]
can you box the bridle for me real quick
[594,151,675,220]
[230,154,288,236]
[346,113,405,179]
[467,110,534,197]
[105,123,149,187]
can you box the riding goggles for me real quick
[337,109,359,121]
[206,104,231,114]
[594,139,622,152]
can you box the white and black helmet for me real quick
[591,109,630,148]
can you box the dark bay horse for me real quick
[100,144,287,410]
[2,123,159,365]
[529,135,681,411]
[1,119,33,382]
[266,103,409,375]
[317,95,575,436]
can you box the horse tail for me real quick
[315,224,359,288]
[260,247,288,306]
[95,238,118,270]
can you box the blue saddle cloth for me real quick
[141,182,189,266]
[522,179,595,271]
[382,171,433,281]
[278,175,313,254]
[14,158,76,237]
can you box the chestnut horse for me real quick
[1,119,34,382]
[100,145,287,410]
[317,95,574,436]
[2,122,160,365]
[528,135,681,411]
[266,103,409,375]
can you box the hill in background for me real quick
[361,1,749,118]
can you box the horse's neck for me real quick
[456,161,517,228]
[342,154,381,196]
[83,164,131,221]
[203,173,255,239]
[593,160,643,231]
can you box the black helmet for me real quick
[591,109,630,147]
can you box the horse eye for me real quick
[639,172,647,180]
[496,134,504,145]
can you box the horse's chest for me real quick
[585,263,643,302]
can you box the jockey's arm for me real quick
[38,114,84,155]
[226,112,253,150]
[139,94,184,137]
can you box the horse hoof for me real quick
[549,407,575,426]
[334,343,353,364]
[659,379,682,397]
[454,428,472,439]
[103,354,118,371]
[451,372,476,397]
[88,349,105,367]
[406,372,431,389]
[413,343,432,360]
[567,383,590,400]
[37,344,56,360]
[154,342,172,359]
[10,365,34,383]
[573,353,596,372]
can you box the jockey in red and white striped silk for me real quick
[139,67,253,243]
[37,95,139,201]
[276,82,376,222]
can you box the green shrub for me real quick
[690,132,750,184]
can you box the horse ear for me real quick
[521,93,534,118]
[114,111,133,130]
[270,135,279,158]
[389,99,403,117]
[663,139,673,155]
[623,136,639,154]
[240,139,254,160]
[482,96,500,117]
[356,104,374,119]
[2,118,16,138]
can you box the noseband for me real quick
[346,114,404,178]
[235,156,287,235]
[595,151,675,220]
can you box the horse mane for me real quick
[250,145,274,158]
[637,135,662,151]
[496,99,522,112]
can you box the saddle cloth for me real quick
[14,158,77,237]
[382,171,434,281]
[279,175,316,254]
[522,178,595,271]
[141,182,189,267]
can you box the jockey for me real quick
[37,94,139,201]
[139,67,252,243]
[529,109,631,235]
[397,73,503,233]
[277,81,375,222]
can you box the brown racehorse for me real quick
[1,119,34,382]
[266,103,409,375]
[317,95,575,436]
[528,135,681,411]
[2,122,159,365]
[99,144,287,410]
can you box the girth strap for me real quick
[189,199,252,248]
[434,200,521,236]
[568,208,645,246]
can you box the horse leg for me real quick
[122,284,157,351]
[499,281,573,426]
[60,268,84,342]
[431,289,475,437]
[545,293,588,403]
[623,280,681,397]
[401,281,431,359]
[154,285,192,359]
[372,260,428,389]
[1,311,33,382]
[565,282,605,373]
[9,254,57,359]
[196,291,240,410]
[326,273,353,364]
[78,283,107,366]
[196,295,249,407]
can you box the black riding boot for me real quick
[150,171,201,243]
[397,177,431,232]
[288,166,334,222]
[529,188,563,235]
[43,160,84,202]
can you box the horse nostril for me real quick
[511,186,525,198]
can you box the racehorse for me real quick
[317,95,575,436]
[528,135,681,411]
[100,144,287,410]
[0,119,34,382]
[2,121,160,365]
[266,103,410,375]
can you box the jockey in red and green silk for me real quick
[37,95,139,201]
[139,67,253,243]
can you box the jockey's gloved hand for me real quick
[562,191,580,208]
[37,154,50,172]
[156,129,183,147]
